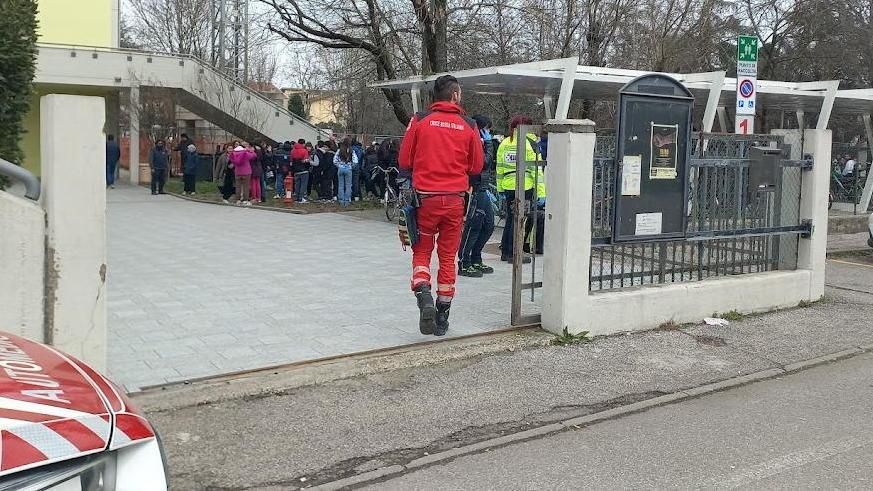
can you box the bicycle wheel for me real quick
[385,189,398,221]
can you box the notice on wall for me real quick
[650,123,679,180]
[635,212,663,236]
[621,155,642,196]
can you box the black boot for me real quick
[414,285,436,335]
[434,301,451,336]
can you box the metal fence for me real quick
[589,133,809,292]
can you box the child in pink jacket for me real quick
[230,143,257,205]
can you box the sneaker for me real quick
[458,265,484,278]
[274,195,281,199]
[244,201,252,207]
[473,263,494,274]
[222,199,229,204]
[434,301,451,336]
[414,285,436,335]
[151,192,157,195]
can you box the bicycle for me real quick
[373,166,412,221]
[830,167,862,209]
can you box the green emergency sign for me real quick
[737,35,759,62]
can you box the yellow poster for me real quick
[650,123,678,180]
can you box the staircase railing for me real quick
[37,43,311,128]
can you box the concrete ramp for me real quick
[36,43,320,143]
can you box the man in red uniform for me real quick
[399,75,484,336]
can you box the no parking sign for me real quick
[736,77,757,115]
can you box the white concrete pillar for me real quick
[542,95,555,120]
[41,94,108,371]
[542,119,596,335]
[0,192,45,342]
[717,107,728,132]
[410,87,421,114]
[129,84,140,185]
[797,129,832,301]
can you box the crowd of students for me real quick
[206,136,402,206]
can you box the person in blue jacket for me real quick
[106,134,121,188]
[182,144,199,195]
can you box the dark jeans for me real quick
[220,170,235,199]
[106,162,117,186]
[309,166,321,197]
[183,173,196,193]
[500,189,534,259]
[150,168,167,194]
[275,172,286,197]
[321,164,337,199]
[352,167,361,199]
[362,168,377,197]
[459,190,496,267]
[294,171,310,201]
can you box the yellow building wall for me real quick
[21,86,114,175]
[309,98,342,125]
[21,95,41,175]
[37,0,114,47]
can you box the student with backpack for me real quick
[274,141,292,199]
[290,138,311,202]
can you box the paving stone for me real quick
[107,186,533,390]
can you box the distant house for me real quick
[281,88,347,128]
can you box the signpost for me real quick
[735,35,758,134]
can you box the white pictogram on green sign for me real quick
[737,36,759,62]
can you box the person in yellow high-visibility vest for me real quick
[496,115,539,262]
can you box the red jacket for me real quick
[290,143,309,162]
[398,101,484,193]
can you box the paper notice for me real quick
[621,155,642,196]
[635,212,663,236]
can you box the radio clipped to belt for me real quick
[398,191,421,250]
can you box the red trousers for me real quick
[411,194,465,301]
[250,178,262,201]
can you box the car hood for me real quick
[0,332,155,477]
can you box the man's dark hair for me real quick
[181,133,188,138]
[297,138,306,144]
[107,134,115,141]
[432,75,460,102]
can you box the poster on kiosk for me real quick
[612,74,694,242]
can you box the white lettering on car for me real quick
[0,335,69,404]
[21,389,71,404]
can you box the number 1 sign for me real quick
[735,115,754,135]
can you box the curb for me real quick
[166,191,308,214]
[308,343,873,490]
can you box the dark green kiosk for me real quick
[612,74,694,242]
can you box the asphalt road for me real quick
[368,352,873,490]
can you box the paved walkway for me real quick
[107,186,538,391]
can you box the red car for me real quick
[0,332,168,490]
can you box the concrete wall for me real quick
[542,121,832,337]
[41,94,108,370]
[0,192,45,342]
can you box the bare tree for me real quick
[125,0,213,57]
